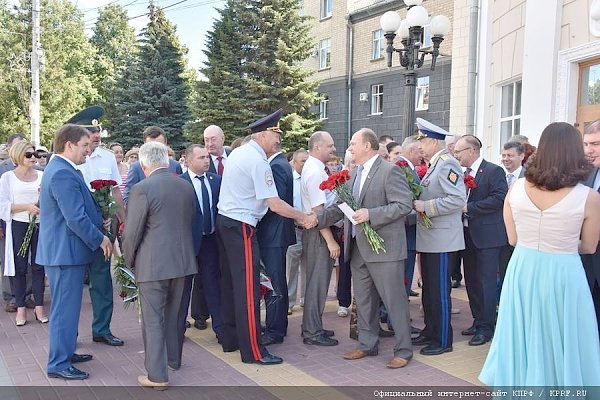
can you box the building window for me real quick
[371,84,383,115]
[319,95,329,120]
[499,81,522,145]
[422,22,432,49]
[320,0,332,19]
[415,76,430,111]
[372,29,385,60]
[319,38,331,69]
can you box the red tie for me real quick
[217,156,224,176]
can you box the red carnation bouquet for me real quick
[395,160,432,228]
[319,169,385,254]
[90,179,119,239]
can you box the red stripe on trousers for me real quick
[242,223,261,361]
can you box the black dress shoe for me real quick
[461,325,476,336]
[303,334,339,346]
[185,321,191,329]
[379,327,395,337]
[408,290,419,297]
[222,345,239,353]
[410,326,422,335]
[47,366,89,380]
[323,329,335,338]
[71,353,93,363]
[261,335,283,346]
[194,319,207,330]
[92,333,124,346]
[254,354,283,365]
[468,334,491,346]
[420,344,453,356]
[451,280,461,289]
[411,335,432,346]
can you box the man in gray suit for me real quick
[412,118,466,356]
[123,142,198,390]
[318,128,414,369]
[582,120,600,339]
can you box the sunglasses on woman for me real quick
[24,152,41,159]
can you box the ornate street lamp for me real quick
[380,0,450,139]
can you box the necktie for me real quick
[352,165,363,202]
[507,173,515,188]
[196,176,212,235]
[216,156,224,176]
[465,167,472,196]
[325,166,331,176]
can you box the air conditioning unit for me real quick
[359,92,369,102]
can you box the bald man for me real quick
[203,125,231,176]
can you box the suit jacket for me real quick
[464,159,508,249]
[416,150,466,253]
[123,158,182,205]
[319,156,413,263]
[208,149,231,175]
[36,156,104,266]
[123,168,197,282]
[257,153,295,248]
[180,171,221,256]
[582,168,600,286]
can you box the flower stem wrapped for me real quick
[395,160,433,228]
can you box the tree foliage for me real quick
[109,3,192,151]
[192,0,320,151]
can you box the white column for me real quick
[520,0,562,143]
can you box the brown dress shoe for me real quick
[5,303,17,313]
[343,348,378,360]
[137,375,168,391]
[387,357,409,369]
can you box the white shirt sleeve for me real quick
[304,169,327,209]
[253,161,278,200]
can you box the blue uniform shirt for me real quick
[217,140,278,227]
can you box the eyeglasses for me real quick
[24,152,41,159]
[453,147,473,155]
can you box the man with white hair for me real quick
[123,142,197,389]
[203,125,230,176]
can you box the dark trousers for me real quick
[420,252,456,348]
[404,248,416,295]
[260,246,288,340]
[582,252,600,340]
[46,265,85,373]
[193,234,222,336]
[450,252,463,283]
[217,215,267,362]
[88,249,114,337]
[462,229,501,338]
[10,221,44,307]
[334,231,351,308]
[177,274,194,364]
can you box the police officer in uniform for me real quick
[411,118,466,356]
[68,106,125,347]
[216,109,316,365]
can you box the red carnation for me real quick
[464,175,477,189]
[415,165,428,179]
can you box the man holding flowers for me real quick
[316,128,414,369]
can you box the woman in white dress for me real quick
[479,122,600,386]
[0,141,46,326]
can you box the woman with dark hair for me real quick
[479,122,600,386]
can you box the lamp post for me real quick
[380,0,450,140]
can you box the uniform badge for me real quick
[440,154,450,161]
[447,169,459,185]
[422,179,430,187]
[265,171,274,186]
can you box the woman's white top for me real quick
[11,174,42,222]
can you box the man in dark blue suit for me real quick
[257,145,295,345]
[453,135,508,346]
[582,120,600,339]
[123,126,183,205]
[177,145,223,355]
[37,124,112,380]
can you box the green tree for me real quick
[110,3,191,151]
[193,0,320,150]
[90,4,137,133]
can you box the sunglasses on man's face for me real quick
[24,152,41,159]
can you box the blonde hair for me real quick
[9,141,34,166]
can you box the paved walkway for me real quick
[0,276,491,399]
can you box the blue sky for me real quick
[77,0,226,71]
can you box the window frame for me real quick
[415,76,430,111]
[319,95,329,120]
[372,29,385,61]
[319,38,331,70]
[498,80,522,146]
[320,0,332,19]
[371,84,384,115]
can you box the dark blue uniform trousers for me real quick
[88,249,114,337]
[193,234,222,336]
[260,246,288,340]
[47,265,86,373]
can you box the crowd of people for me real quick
[0,104,599,390]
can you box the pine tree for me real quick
[194,0,320,150]
[111,3,191,151]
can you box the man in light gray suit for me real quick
[318,128,414,369]
[123,142,197,390]
[412,118,466,356]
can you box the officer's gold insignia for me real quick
[447,169,459,185]
[440,154,450,161]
